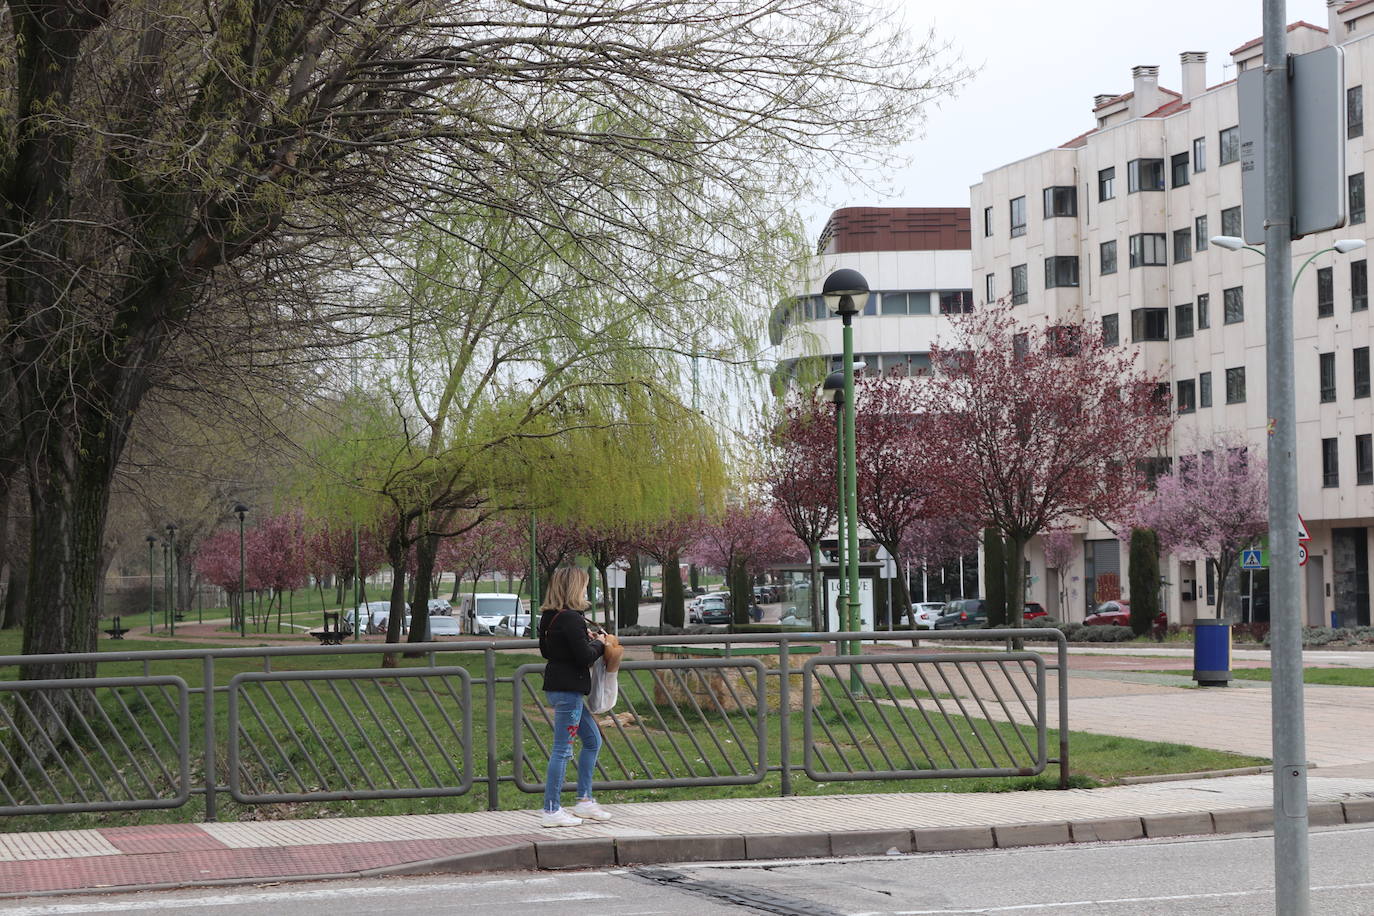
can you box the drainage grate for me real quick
[628,866,845,916]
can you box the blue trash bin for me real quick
[1192,618,1231,686]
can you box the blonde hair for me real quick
[541,567,590,612]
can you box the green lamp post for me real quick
[234,503,248,637]
[823,268,869,683]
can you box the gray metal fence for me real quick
[0,629,1068,820]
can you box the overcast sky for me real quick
[806,0,1302,235]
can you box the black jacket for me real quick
[538,608,604,694]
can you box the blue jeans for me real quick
[543,690,602,812]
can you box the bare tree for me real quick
[1,0,967,670]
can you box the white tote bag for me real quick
[588,657,619,714]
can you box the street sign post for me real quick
[1240,45,1346,242]
[1241,548,1265,571]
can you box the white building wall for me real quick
[973,20,1374,626]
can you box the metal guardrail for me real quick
[0,629,1068,820]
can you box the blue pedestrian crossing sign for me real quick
[1241,548,1265,570]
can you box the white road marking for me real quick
[0,876,597,915]
[851,880,1374,914]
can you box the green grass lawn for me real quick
[1139,667,1374,687]
[0,630,1267,833]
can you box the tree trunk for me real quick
[729,557,751,625]
[1004,534,1026,628]
[406,530,439,646]
[618,554,641,627]
[22,437,119,680]
[661,552,685,627]
[879,540,912,629]
[983,528,1007,627]
[382,531,408,666]
[596,563,612,631]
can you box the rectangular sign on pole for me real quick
[825,577,873,632]
[1241,45,1346,243]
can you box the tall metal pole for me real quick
[841,309,863,687]
[353,518,361,641]
[1262,1,1308,910]
[832,396,846,637]
[167,524,177,637]
[530,511,540,612]
[146,536,156,634]
[237,508,247,638]
[162,541,171,631]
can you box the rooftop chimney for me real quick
[1093,93,1118,109]
[1130,65,1163,117]
[1330,0,1345,40]
[1180,52,1207,103]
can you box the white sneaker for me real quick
[540,808,583,828]
[570,799,612,822]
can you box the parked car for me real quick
[933,598,987,629]
[752,586,776,604]
[427,598,452,617]
[459,593,525,635]
[1022,602,1048,621]
[693,595,731,625]
[1083,599,1166,629]
[344,600,408,635]
[413,615,461,639]
[688,591,730,623]
[909,602,946,630]
[494,611,533,638]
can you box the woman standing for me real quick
[537,566,613,827]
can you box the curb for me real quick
[7,798,1374,899]
[376,797,1374,877]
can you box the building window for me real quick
[1044,256,1079,289]
[1197,292,1211,330]
[1129,233,1167,267]
[1171,152,1190,188]
[1048,325,1081,357]
[1193,136,1207,171]
[1101,313,1119,347]
[1195,216,1209,252]
[1043,186,1077,218]
[1354,260,1369,311]
[984,274,996,304]
[1219,126,1240,164]
[1221,206,1242,238]
[1131,307,1169,341]
[1350,85,1364,139]
[1013,332,1029,361]
[1098,167,1115,201]
[1318,266,1334,317]
[983,206,993,237]
[1226,367,1246,404]
[1100,240,1118,274]
[881,291,931,315]
[1356,346,1371,398]
[863,292,878,316]
[1177,379,1196,413]
[1127,158,1165,192]
[1322,437,1340,487]
[1357,434,1373,485]
[1173,228,1192,263]
[1223,286,1244,324]
[1010,196,1027,236]
[1350,173,1365,225]
[1320,351,1337,403]
[1175,303,1194,338]
[1011,264,1028,305]
[938,290,973,314]
[1199,371,1213,408]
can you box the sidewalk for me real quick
[2,773,1373,898]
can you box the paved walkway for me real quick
[6,637,1372,899]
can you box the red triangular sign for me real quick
[1298,515,1311,542]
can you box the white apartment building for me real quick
[972,1,1374,627]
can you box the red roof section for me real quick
[1340,1,1374,14]
[1231,20,1328,56]
[818,208,971,255]
[1093,87,1181,113]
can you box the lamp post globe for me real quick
[822,268,870,316]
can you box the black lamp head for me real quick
[822,268,869,316]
